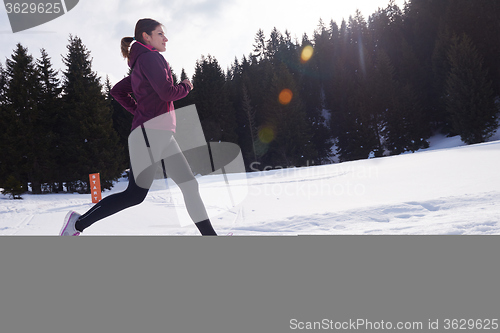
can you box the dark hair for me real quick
[121,18,162,60]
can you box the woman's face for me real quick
[143,25,168,52]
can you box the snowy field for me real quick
[1,130,500,236]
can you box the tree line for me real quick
[1,0,499,197]
[182,0,499,167]
[0,36,128,196]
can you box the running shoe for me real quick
[60,211,82,236]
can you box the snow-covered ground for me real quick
[1,130,500,235]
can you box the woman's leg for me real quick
[75,164,156,232]
[162,137,217,235]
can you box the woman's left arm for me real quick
[110,76,138,115]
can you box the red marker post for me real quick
[89,173,102,203]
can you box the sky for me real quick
[0,0,406,87]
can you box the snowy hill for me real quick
[1,131,500,235]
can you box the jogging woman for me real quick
[60,18,217,236]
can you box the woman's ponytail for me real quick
[121,37,135,61]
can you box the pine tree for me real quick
[366,50,394,154]
[329,48,358,161]
[347,74,383,160]
[332,11,382,161]
[335,89,379,161]
[348,10,372,78]
[383,62,429,155]
[2,43,45,194]
[403,0,450,132]
[191,55,238,144]
[180,68,188,81]
[445,34,498,144]
[266,27,282,61]
[0,62,8,186]
[1,175,25,199]
[170,66,178,85]
[236,56,274,169]
[260,62,315,167]
[173,68,193,109]
[403,0,450,63]
[395,83,429,152]
[443,0,500,93]
[60,35,123,193]
[0,62,7,102]
[252,29,266,61]
[299,33,333,164]
[36,48,62,192]
[431,26,454,129]
[369,0,404,69]
[226,56,255,167]
[275,29,296,69]
[241,84,258,163]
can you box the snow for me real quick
[1,130,500,235]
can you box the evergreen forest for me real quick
[1,0,499,196]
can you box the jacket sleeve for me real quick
[110,76,137,115]
[140,52,191,103]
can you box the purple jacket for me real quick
[111,42,191,132]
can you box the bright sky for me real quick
[0,0,406,86]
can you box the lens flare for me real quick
[301,45,314,63]
[279,88,293,105]
[258,126,275,144]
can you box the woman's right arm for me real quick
[110,76,137,115]
[140,52,191,103]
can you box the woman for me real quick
[60,18,217,236]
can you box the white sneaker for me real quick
[60,211,82,236]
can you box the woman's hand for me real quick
[182,79,193,91]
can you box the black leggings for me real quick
[75,136,216,235]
